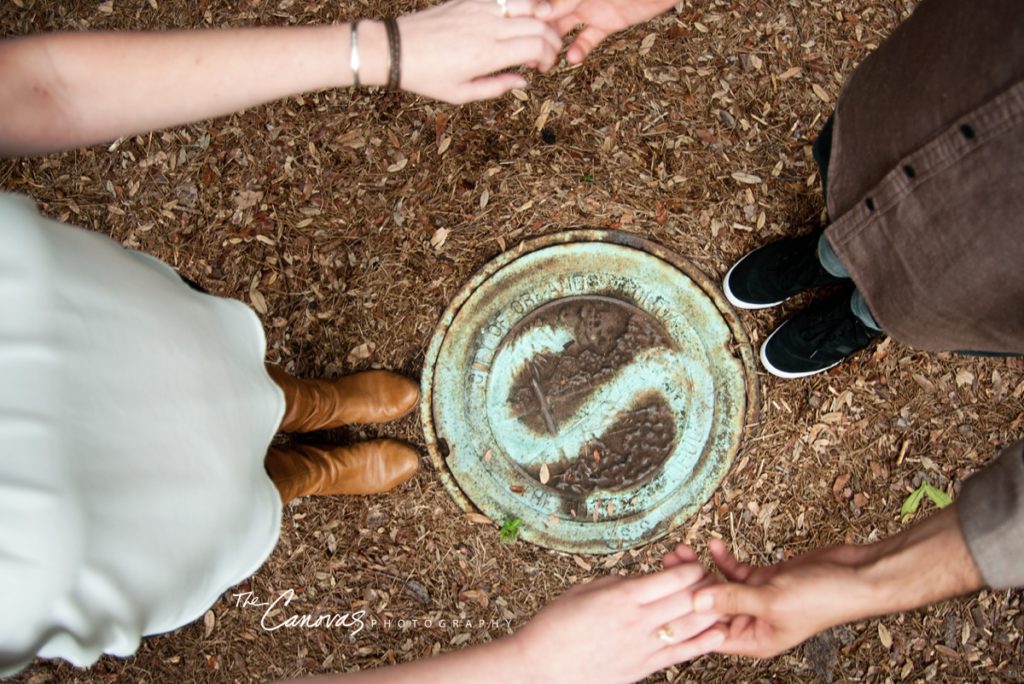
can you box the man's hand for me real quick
[682,506,985,658]
[686,540,875,657]
[536,0,678,64]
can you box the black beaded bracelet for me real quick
[384,17,401,91]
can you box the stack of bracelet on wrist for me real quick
[348,19,401,91]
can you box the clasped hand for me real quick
[512,540,872,683]
[399,0,678,103]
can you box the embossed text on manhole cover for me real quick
[421,231,758,554]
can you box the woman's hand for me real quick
[510,556,726,684]
[398,0,562,104]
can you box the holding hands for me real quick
[403,0,679,101]
[669,506,984,659]
[537,0,680,64]
[398,0,562,103]
[512,556,725,683]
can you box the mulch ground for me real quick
[2,0,1022,682]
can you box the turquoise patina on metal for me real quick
[421,231,758,554]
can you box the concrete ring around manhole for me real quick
[421,230,759,554]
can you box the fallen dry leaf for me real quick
[203,610,215,638]
[956,368,975,387]
[832,473,851,499]
[639,32,657,56]
[778,66,802,80]
[459,589,489,608]
[249,289,268,315]
[233,189,263,210]
[732,172,763,184]
[347,341,375,365]
[879,622,893,649]
[430,227,449,252]
[464,512,493,525]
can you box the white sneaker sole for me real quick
[722,254,787,310]
[758,324,843,379]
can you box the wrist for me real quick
[854,507,984,617]
[489,633,542,682]
[354,20,388,88]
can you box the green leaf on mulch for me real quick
[901,482,952,522]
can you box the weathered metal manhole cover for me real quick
[421,230,758,554]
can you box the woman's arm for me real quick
[0,0,560,157]
[282,558,726,684]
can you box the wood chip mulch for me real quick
[2,0,1021,682]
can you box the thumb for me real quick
[566,25,608,64]
[693,583,769,617]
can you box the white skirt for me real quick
[0,193,285,674]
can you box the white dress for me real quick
[0,193,285,675]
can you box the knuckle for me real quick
[715,588,738,613]
[617,582,642,604]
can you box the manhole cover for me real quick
[421,230,758,554]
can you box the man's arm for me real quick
[0,0,561,157]
[687,440,1024,658]
[685,503,986,658]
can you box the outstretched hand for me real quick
[677,505,986,659]
[679,539,880,658]
[512,555,726,683]
[399,0,562,103]
[536,0,678,64]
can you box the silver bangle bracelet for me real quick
[349,20,361,88]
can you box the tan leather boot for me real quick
[266,440,420,502]
[267,365,419,433]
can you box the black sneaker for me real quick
[760,290,881,378]
[723,228,847,309]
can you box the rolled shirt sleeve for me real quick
[957,439,1024,589]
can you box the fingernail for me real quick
[694,594,714,612]
[535,2,551,17]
